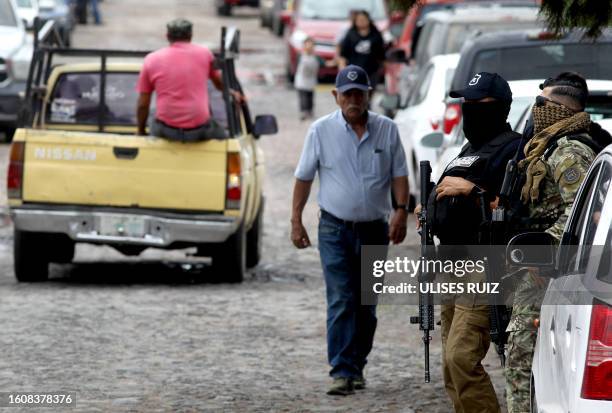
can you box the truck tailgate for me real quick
[21,130,228,212]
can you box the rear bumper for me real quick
[11,206,239,247]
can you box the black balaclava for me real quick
[462,101,510,148]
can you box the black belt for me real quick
[155,119,208,132]
[320,210,386,229]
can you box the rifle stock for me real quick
[410,161,435,383]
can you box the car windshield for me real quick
[299,0,385,21]
[0,0,18,26]
[445,21,538,54]
[471,43,612,81]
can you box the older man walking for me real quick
[291,65,409,396]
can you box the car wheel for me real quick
[212,223,246,283]
[217,2,232,16]
[48,234,75,263]
[246,199,264,268]
[14,230,49,282]
[1,127,15,143]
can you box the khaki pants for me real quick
[441,304,501,413]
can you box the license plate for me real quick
[98,216,146,238]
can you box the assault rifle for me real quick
[410,161,435,383]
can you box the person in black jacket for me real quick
[415,72,521,413]
[339,10,385,89]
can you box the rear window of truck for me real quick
[46,72,140,126]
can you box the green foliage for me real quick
[391,0,612,38]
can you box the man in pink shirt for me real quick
[136,19,239,141]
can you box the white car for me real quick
[0,0,33,140]
[394,53,459,206]
[430,79,612,182]
[507,144,612,412]
[15,0,38,30]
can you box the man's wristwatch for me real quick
[395,204,408,211]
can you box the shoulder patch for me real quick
[562,167,581,184]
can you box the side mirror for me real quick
[380,94,400,112]
[253,115,278,137]
[385,48,408,64]
[420,132,444,148]
[506,232,557,268]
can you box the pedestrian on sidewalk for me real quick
[90,0,102,25]
[291,65,409,396]
[294,37,321,121]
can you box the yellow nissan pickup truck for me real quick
[7,24,276,283]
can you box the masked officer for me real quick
[417,72,521,412]
[505,72,603,413]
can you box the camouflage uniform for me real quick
[505,137,596,413]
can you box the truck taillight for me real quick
[581,299,612,400]
[7,141,25,199]
[443,103,461,135]
[226,152,241,210]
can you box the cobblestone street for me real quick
[0,1,506,411]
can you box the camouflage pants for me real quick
[505,328,538,413]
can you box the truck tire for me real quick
[212,224,246,283]
[48,234,75,263]
[246,200,263,268]
[1,127,15,143]
[14,230,49,282]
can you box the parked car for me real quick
[431,80,612,183]
[394,53,459,208]
[216,0,260,17]
[283,0,393,81]
[443,29,612,136]
[506,142,612,412]
[0,0,33,141]
[260,0,287,36]
[16,0,38,29]
[384,1,537,112]
[37,0,74,46]
[8,27,277,283]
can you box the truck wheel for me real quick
[14,230,49,282]
[246,200,264,268]
[212,224,246,283]
[48,235,75,263]
[217,3,232,16]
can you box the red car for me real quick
[283,0,394,81]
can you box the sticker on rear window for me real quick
[50,98,77,123]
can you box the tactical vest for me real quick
[428,130,521,245]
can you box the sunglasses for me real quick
[534,95,574,111]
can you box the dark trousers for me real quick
[297,89,314,113]
[318,211,389,378]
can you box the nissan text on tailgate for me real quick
[8,24,277,282]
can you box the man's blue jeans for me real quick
[318,212,389,379]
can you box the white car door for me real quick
[534,157,612,412]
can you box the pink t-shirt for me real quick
[137,42,217,129]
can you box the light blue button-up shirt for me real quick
[295,110,408,222]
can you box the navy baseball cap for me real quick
[450,72,512,102]
[335,65,371,93]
